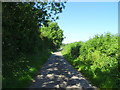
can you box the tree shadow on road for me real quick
[29,52,96,90]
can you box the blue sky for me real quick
[56,2,118,44]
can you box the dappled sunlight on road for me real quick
[29,51,97,89]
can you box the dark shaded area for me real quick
[2,2,66,88]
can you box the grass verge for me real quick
[2,50,51,88]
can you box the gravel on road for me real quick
[29,51,97,90]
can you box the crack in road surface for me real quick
[29,51,97,89]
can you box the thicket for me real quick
[2,2,65,88]
[40,21,64,51]
[62,33,119,88]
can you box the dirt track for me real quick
[29,51,97,89]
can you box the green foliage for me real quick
[3,50,51,88]
[62,41,84,63]
[40,21,64,50]
[2,2,66,88]
[62,33,119,88]
[70,42,82,58]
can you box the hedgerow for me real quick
[62,33,119,88]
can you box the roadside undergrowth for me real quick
[61,33,119,89]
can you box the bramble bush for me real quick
[62,33,119,88]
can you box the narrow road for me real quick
[29,51,97,89]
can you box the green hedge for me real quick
[62,33,119,88]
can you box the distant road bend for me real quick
[29,51,97,89]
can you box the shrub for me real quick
[62,33,119,88]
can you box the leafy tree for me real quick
[2,2,66,88]
[2,1,66,66]
[40,21,64,50]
